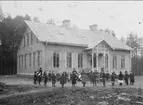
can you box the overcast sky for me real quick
[1,1,143,39]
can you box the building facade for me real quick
[17,20,132,75]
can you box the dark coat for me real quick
[101,72,106,80]
[60,74,67,85]
[111,73,116,81]
[71,73,78,85]
[33,74,37,81]
[37,72,42,82]
[51,73,56,84]
[118,73,124,80]
[130,73,135,83]
[48,73,52,81]
[81,73,88,84]
[124,73,129,80]
[91,72,97,82]
[43,72,48,83]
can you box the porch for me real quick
[84,41,110,72]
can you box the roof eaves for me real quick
[41,41,88,47]
[114,47,132,51]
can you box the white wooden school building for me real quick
[17,20,132,75]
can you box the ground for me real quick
[0,76,143,105]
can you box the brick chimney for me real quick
[89,24,98,32]
[62,19,71,28]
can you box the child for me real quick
[43,71,48,86]
[51,71,56,87]
[124,71,129,85]
[60,72,67,88]
[129,71,135,85]
[118,71,124,86]
[111,72,116,86]
[101,68,106,87]
[81,71,88,87]
[71,70,78,87]
[33,71,37,85]
[92,71,97,87]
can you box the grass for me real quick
[0,85,143,105]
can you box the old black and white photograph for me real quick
[0,1,143,105]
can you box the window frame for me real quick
[30,32,33,44]
[78,53,83,68]
[25,54,27,68]
[121,55,125,69]
[105,54,108,68]
[67,52,72,68]
[33,52,36,67]
[53,52,60,68]
[37,51,41,67]
[27,33,29,46]
[29,53,31,67]
[113,55,117,69]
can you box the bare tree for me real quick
[126,32,141,57]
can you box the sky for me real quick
[1,1,143,39]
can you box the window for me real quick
[25,54,27,68]
[21,55,23,68]
[67,53,72,68]
[53,52,60,68]
[78,53,83,68]
[105,54,108,68]
[27,34,29,46]
[33,52,35,67]
[93,53,96,68]
[37,51,41,66]
[24,36,26,47]
[30,32,33,44]
[113,55,117,69]
[19,56,20,68]
[121,56,125,69]
[29,53,31,67]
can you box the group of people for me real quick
[33,68,135,88]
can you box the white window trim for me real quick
[66,52,72,68]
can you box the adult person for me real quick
[124,71,129,85]
[118,71,124,86]
[129,71,135,85]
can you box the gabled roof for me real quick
[24,20,132,51]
